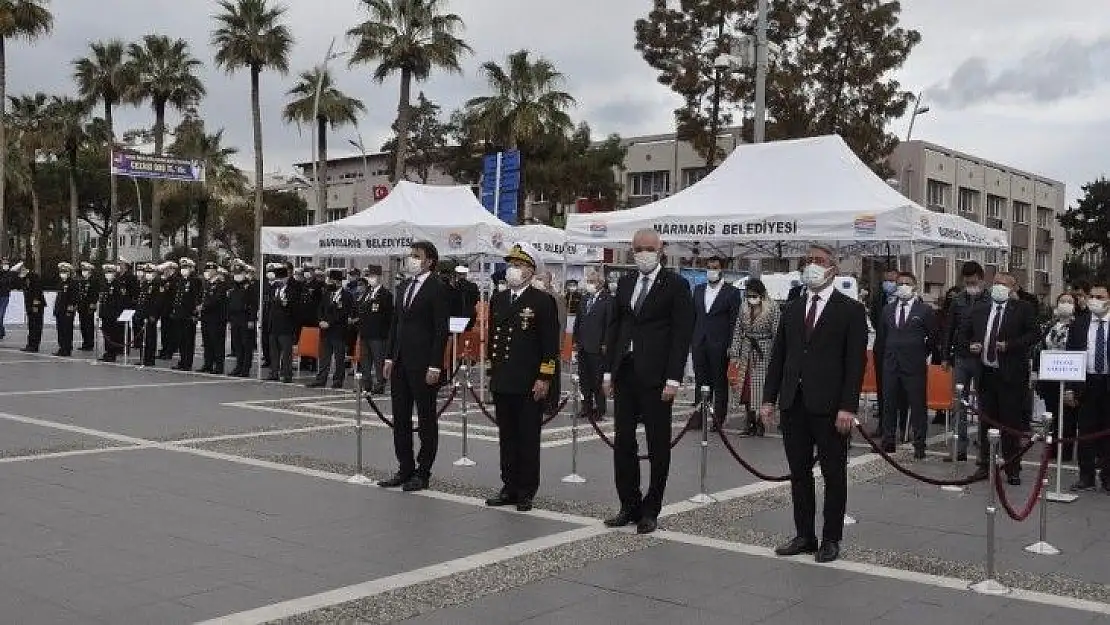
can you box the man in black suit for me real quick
[960,272,1039,485]
[1063,282,1110,492]
[309,269,355,389]
[356,266,393,394]
[267,265,300,383]
[602,229,695,535]
[761,244,867,564]
[573,270,613,419]
[872,272,939,458]
[54,262,79,356]
[378,241,451,493]
[485,243,560,511]
[691,256,741,430]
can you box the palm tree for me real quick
[282,67,365,215]
[169,114,246,255]
[347,0,470,183]
[44,95,89,263]
[126,34,205,261]
[73,39,130,259]
[211,0,293,264]
[465,49,576,151]
[7,92,48,272]
[0,0,53,258]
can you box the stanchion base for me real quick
[843,514,858,525]
[969,579,1011,596]
[561,474,586,484]
[1024,541,1060,555]
[940,485,965,493]
[452,457,476,467]
[1045,492,1079,503]
[688,493,716,504]
[346,474,373,485]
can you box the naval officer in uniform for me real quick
[485,243,560,512]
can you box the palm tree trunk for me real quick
[151,100,166,261]
[391,68,413,184]
[68,147,79,264]
[317,115,327,217]
[251,66,264,265]
[0,37,7,259]
[106,100,119,261]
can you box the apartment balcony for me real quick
[1036,228,1053,249]
[1011,224,1030,248]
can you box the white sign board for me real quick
[117,309,136,322]
[449,317,470,333]
[1039,350,1087,382]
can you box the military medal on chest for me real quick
[519,307,534,330]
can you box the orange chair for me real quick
[296,327,321,376]
[561,333,574,362]
[861,350,878,394]
[926,364,954,411]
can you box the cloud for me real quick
[928,35,1110,109]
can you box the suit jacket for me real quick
[388,273,450,372]
[691,282,740,354]
[959,298,1039,383]
[873,298,939,376]
[267,280,302,335]
[356,285,394,341]
[605,268,695,386]
[1063,311,1110,394]
[54,278,79,318]
[487,286,560,394]
[317,286,354,337]
[573,291,613,354]
[764,289,868,415]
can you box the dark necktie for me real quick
[805,294,820,337]
[1097,320,1106,374]
[404,279,417,309]
[510,291,518,305]
[986,303,1003,362]
[633,276,650,314]
[898,303,907,329]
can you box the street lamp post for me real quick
[905,91,931,142]
[753,0,769,143]
[348,135,371,184]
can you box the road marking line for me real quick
[174,424,352,445]
[0,445,148,464]
[0,379,251,397]
[196,526,608,625]
[0,358,62,365]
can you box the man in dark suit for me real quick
[691,256,741,430]
[602,229,695,535]
[872,272,939,458]
[573,270,613,419]
[356,266,393,394]
[378,241,451,493]
[485,243,560,512]
[267,265,300,383]
[960,272,1039,485]
[1063,282,1110,492]
[14,262,44,353]
[761,244,867,564]
[54,262,79,357]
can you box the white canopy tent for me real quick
[564,135,1009,258]
[260,181,514,257]
[512,224,602,265]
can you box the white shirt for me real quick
[704,280,723,313]
[803,282,836,325]
[509,285,528,301]
[403,271,430,307]
[981,301,1007,368]
[1087,315,1110,374]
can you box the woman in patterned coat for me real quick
[728,279,781,436]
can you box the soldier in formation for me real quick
[54,262,78,357]
[227,261,258,377]
[172,258,203,371]
[98,262,130,362]
[135,263,161,366]
[77,261,98,352]
[307,268,354,388]
[198,262,229,373]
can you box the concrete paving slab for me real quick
[0,417,128,457]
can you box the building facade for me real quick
[612,126,744,206]
[888,140,1066,300]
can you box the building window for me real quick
[1035,250,1049,271]
[305,210,315,226]
[925,180,950,208]
[681,167,708,189]
[955,249,971,261]
[986,194,1004,219]
[1011,248,1026,269]
[1036,208,1052,229]
[90,237,99,249]
[985,249,999,265]
[1012,201,1030,224]
[957,188,980,214]
[324,208,348,223]
[628,170,670,197]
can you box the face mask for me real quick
[505,266,527,289]
[634,250,659,274]
[584,283,598,295]
[233,274,246,283]
[314,270,325,278]
[882,280,896,294]
[1088,299,1109,317]
[608,282,618,292]
[181,268,192,277]
[144,272,156,282]
[404,256,423,276]
[19,270,27,278]
[566,284,578,293]
[895,284,915,300]
[81,270,91,278]
[104,273,116,282]
[706,270,721,283]
[367,277,380,288]
[204,270,214,280]
[965,285,981,296]
[802,263,829,289]
[265,271,276,281]
[747,296,761,306]
[1,264,8,271]
[990,284,1010,303]
[59,272,70,280]
[496,283,508,292]
[1055,303,1074,317]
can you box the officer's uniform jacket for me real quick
[171,275,203,319]
[55,278,78,318]
[487,285,560,395]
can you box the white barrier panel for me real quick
[2,292,60,326]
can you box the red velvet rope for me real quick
[993,444,1053,522]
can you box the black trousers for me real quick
[315,330,347,386]
[577,351,607,415]
[131,317,143,348]
[176,318,197,368]
[230,320,254,374]
[1077,377,1110,482]
[26,310,43,350]
[141,318,158,365]
[268,332,294,381]
[160,316,177,358]
[692,342,730,421]
[359,336,386,391]
[390,364,439,479]
[201,315,227,372]
[78,310,95,349]
[56,313,74,354]
[782,390,850,543]
[881,366,928,448]
[494,391,542,500]
[613,359,674,519]
[978,367,1026,477]
[1039,381,1077,462]
[260,325,271,366]
[101,319,124,357]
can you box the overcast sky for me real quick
[9,0,1108,206]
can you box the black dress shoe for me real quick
[913,447,926,460]
[377,473,409,488]
[401,475,428,492]
[1070,478,1096,491]
[516,498,533,512]
[815,540,840,563]
[636,517,658,534]
[603,509,640,528]
[881,442,897,454]
[196,367,212,374]
[970,466,989,481]
[1007,474,1021,486]
[942,453,968,463]
[774,536,818,556]
[485,493,517,507]
[305,380,325,388]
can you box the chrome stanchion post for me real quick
[347,372,372,484]
[1025,413,1059,555]
[970,428,1010,595]
[453,364,476,467]
[689,385,715,504]
[562,373,586,484]
[1046,380,1077,503]
[122,321,130,367]
[941,383,967,493]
